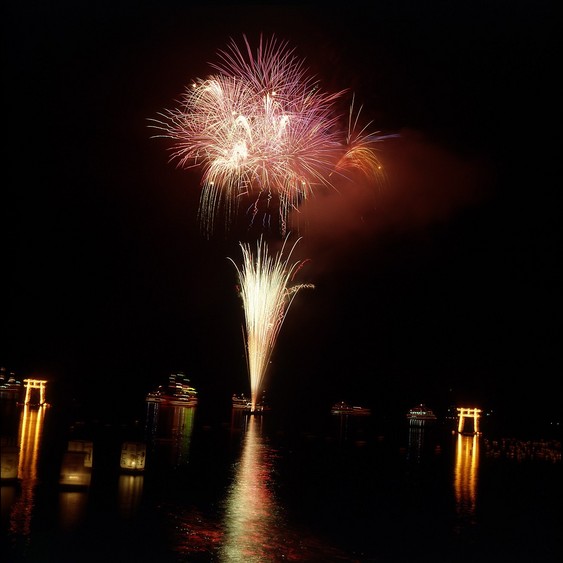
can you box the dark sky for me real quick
[5,2,559,417]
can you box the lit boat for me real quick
[232,394,252,410]
[145,372,198,407]
[232,392,270,414]
[331,402,371,416]
[406,403,437,423]
[0,368,23,400]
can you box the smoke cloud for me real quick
[293,128,493,275]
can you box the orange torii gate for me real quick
[457,407,482,434]
[23,379,48,406]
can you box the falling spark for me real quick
[150,34,385,236]
[334,95,387,184]
[228,235,313,412]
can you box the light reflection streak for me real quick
[407,424,425,463]
[454,433,480,525]
[9,405,47,540]
[117,474,144,519]
[219,416,284,561]
[58,490,88,531]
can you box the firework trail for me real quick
[150,34,384,236]
[228,235,313,412]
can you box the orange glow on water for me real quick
[117,474,144,519]
[454,433,480,522]
[220,416,282,560]
[58,489,88,531]
[9,405,47,538]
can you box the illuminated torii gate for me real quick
[23,379,48,406]
[457,407,481,434]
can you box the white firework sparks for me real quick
[228,235,313,412]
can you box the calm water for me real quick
[1,397,561,563]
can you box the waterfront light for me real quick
[120,442,147,472]
[59,451,91,487]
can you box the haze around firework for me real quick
[228,235,313,411]
[149,34,385,236]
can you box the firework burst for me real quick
[150,34,384,236]
[228,235,313,412]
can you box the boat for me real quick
[145,372,198,407]
[0,368,23,401]
[232,393,252,410]
[406,403,437,423]
[331,401,371,416]
[232,391,270,414]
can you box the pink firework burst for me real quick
[150,34,384,236]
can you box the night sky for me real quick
[5,2,559,420]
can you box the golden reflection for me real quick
[454,433,480,521]
[219,416,283,561]
[58,489,89,531]
[9,404,47,538]
[117,474,144,519]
